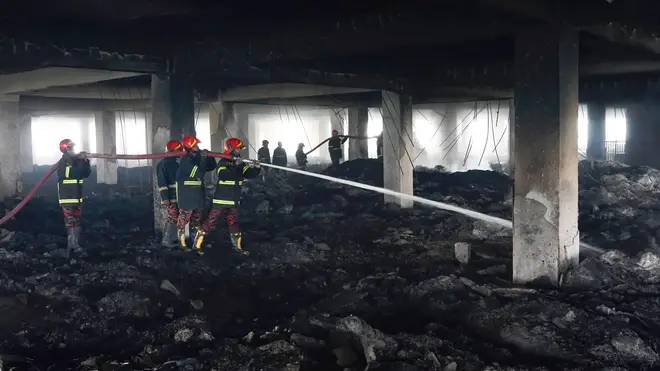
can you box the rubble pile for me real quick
[1,159,659,369]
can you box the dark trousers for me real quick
[177,209,202,231]
[331,154,341,166]
[62,206,82,228]
[201,207,239,234]
[165,203,179,224]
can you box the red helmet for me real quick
[165,140,183,152]
[59,139,74,153]
[225,138,245,154]
[331,129,338,135]
[181,135,200,150]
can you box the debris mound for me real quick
[0,159,658,369]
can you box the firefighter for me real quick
[295,143,308,169]
[272,141,288,177]
[328,129,347,166]
[157,140,183,247]
[57,139,91,256]
[176,135,217,252]
[194,138,261,255]
[257,139,271,181]
[377,131,383,159]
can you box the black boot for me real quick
[66,227,76,257]
[73,226,82,250]
[161,222,178,248]
[230,232,249,255]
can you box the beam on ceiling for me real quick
[0,68,143,95]
[221,83,374,102]
[206,65,406,92]
[0,35,166,73]
[478,0,660,56]
[192,7,520,64]
[21,84,151,99]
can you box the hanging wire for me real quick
[291,105,312,148]
[412,108,447,163]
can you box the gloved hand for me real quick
[200,149,208,156]
[78,151,87,159]
[252,160,261,168]
[234,158,243,166]
[162,200,170,206]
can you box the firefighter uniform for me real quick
[195,158,260,254]
[57,149,91,255]
[328,132,347,166]
[176,150,217,250]
[296,143,308,169]
[156,154,180,246]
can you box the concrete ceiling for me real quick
[0,68,142,95]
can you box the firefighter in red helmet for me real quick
[56,139,91,256]
[175,135,217,253]
[328,129,347,166]
[156,140,183,247]
[193,137,260,255]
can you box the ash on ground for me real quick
[1,160,659,370]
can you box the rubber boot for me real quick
[178,228,190,251]
[73,226,83,250]
[65,227,76,258]
[161,223,178,248]
[192,229,206,256]
[230,232,249,255]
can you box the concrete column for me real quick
[248,114,257,160]
[440,106,459,171]
[0,98,21,198]
[513,26,579,285]
[348,107,369,160]
[170,73,195,138]
[80,117,91,153]
[587,103,606,161]
[508,100,515,175]
[381,91,413,208]
[19,114,33,173]
[625,103,660,168]
[209,101,231,152]
[95,111,118,185]
[235,110,252,157]
[149,74,186,233]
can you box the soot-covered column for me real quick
[513,25,579,285]
[95,111,118,185]
[381,91,413,208]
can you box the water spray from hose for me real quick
[2,151,603,256]
[249,161,605,256]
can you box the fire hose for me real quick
[0,151,236,226]
[304,135,378,156]
[0,150,603,256]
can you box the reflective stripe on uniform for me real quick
[65,165,71,178]
[62,179,83,184]
[218,180,242,186]
[158,186,169,191]
[217,166,227,173]
[168,184,176,188]
[183,180,202,186]
[190,165,198,178]
[59,198,83,204]
[212,199,236,205]
[242,165,249,174]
